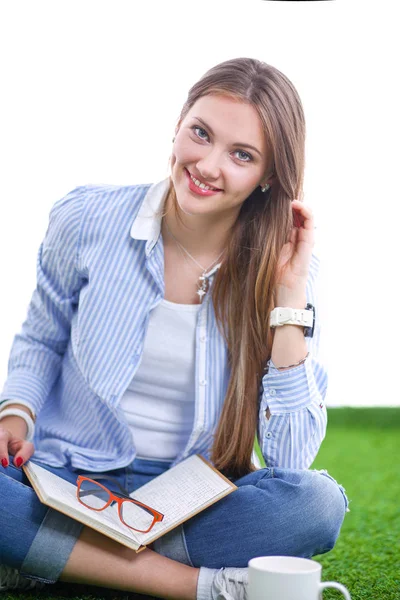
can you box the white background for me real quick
[0,1,398,407]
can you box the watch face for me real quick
[304,303,315,338]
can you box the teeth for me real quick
[190,173,218,191]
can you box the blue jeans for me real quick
[0,457,349,583]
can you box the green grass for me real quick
[310,408,400,599]
[4,408,400,600]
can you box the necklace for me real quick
[164,220,225,302]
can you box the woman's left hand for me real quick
[275,200,315,295]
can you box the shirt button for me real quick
[200,379,207,386]
[200,335,207,342]
[266,432,272,439]
[269,389,276,396]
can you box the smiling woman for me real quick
[0,57,348,600]
[159,59,313,477]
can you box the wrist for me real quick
[271,325,309,371]
[0,408,35,440]
[0,414,28,439]
[274,289,307,308]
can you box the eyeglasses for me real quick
[76,474,164,533]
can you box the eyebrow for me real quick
[192,117,263,158]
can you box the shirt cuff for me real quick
[0,369,49,416]
[262,354,316,414]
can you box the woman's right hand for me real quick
[0,422,35,468]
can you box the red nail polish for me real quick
[1,458,8,468]
[16,457,23,467]
[293,212,303,228]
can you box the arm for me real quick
[0,187,87,418]
[258,254,328,469]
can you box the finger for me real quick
[291,201,314,230]
[291,201,313,221]
[0,427,11,467]
[285,225,297,245]
[293,210,303,228]
[292,223,315,252]
[289,226,298,247]
[8,437,35,468]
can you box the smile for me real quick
[185,169,222,196]
[189,173,219,191]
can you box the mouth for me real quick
[184,168,223,194]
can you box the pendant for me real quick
[197,273,208,302]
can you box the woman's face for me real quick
[170,94,270,220]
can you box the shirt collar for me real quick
[129,177,223,278]
[130,178,170,247]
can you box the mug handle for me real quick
[319,581,351,599]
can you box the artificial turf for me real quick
[3,407,400,600]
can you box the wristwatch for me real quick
[269,303,315,338]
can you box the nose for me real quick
[196,148,222,183]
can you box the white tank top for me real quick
[119,298,200,460]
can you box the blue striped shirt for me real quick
[0,179,328,471]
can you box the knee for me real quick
[305,470,349,555]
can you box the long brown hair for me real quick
[169,58,305,479]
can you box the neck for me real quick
[162,194,235,261]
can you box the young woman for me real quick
[0,58,348,600]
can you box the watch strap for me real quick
[270,306,314,328]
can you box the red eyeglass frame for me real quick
[76,475,164,533]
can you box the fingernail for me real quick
[16,457,23,467]
[1,458,8,468]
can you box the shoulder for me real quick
[51,183,152,218]
[48,183,152,234]
[44,183,153,255]
[81,183,152,206]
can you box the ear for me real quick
[260,176,275,189]
[263,173,277,186]
[260,168,276,187]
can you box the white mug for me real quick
[248,556,351,600]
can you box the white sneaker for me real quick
[0,564,45,591]
[211,567,248,600]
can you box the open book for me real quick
[23,454,237,553]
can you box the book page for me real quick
[25,455,235,550]
[25,463,138,545]
[130,454,235,544]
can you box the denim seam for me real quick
[0,469,31,490]
[153,525,193,566]
[181,525,195,567]
[19,574,55,584]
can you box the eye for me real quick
[234,150,253,163]
[192,126,209,141]
[191,126,253,163]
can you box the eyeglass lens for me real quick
[120,500,155,531]
[79,480,110,509]
[78,479,155,530]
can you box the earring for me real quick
[261,183,270,193]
